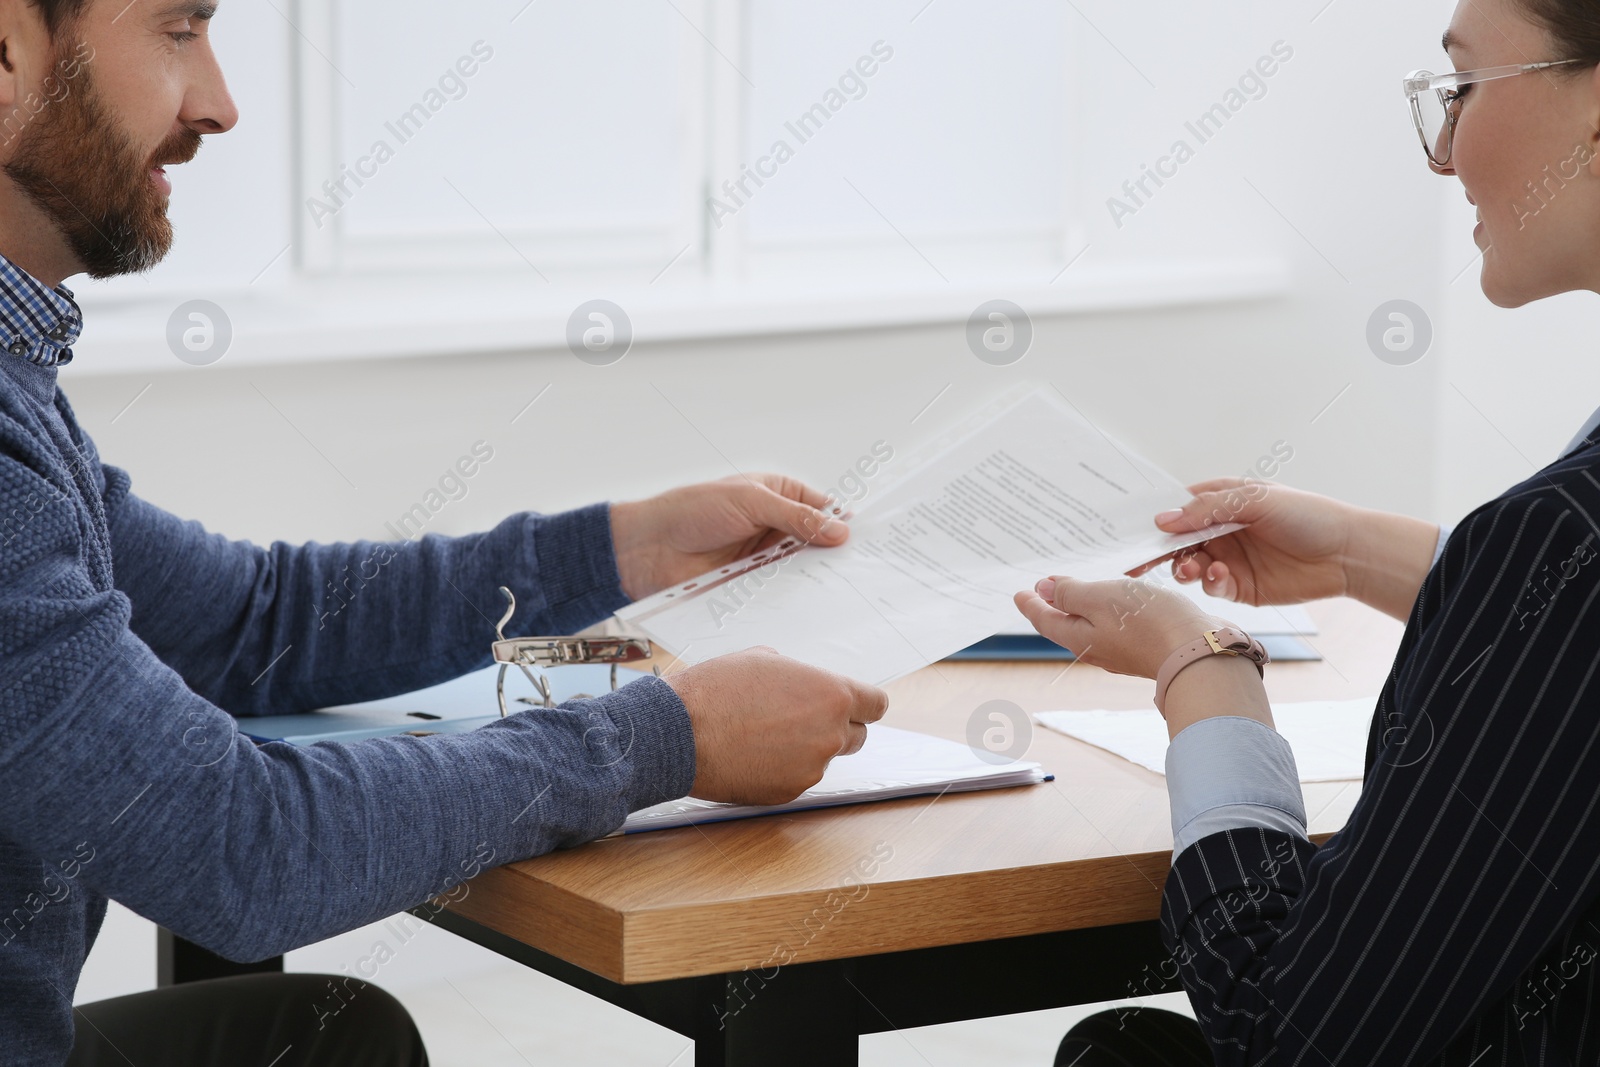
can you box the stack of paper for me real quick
[617,725,1049,834]
[616,388,1242,686]
[1036,699,1377,782]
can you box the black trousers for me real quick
[1056,1007,1213,1067]
[66,973,428,1067]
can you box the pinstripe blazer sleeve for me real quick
[1160,480,1600,1066]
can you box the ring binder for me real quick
[492,586,658,716]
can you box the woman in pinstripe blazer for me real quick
[1014,0,1600,1063]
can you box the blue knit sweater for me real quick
[0,354,697,1065]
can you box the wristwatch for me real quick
[1153,626,1269,717]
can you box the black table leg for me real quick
[156,928,283,987]
[700,959,860,1067]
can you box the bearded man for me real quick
[0,3,888,1064]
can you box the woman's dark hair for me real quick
[1519,0,1600,66]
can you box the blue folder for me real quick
[945,633,1321,662]
[240,663,651,745]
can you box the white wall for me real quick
[66,296,1446,548]
[1435,192,1600,521]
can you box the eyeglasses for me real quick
[1404,60,1588,166]
[491,586,655,716]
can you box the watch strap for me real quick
[1154,626,1269,717]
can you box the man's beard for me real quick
[4,53,202,279]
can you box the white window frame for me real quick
[292,0,711,279]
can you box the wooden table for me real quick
[420,597,1403,1065]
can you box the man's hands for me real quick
[1138,477,1441,622]
[663,647,889,805]
[612,476,880,803]
[610,474,848,601]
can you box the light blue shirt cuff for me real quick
[1167,715,1307,858]
[1432,523,1453,568]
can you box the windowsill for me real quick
[64,256,1289,377]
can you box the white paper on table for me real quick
[616,388,1243,686]
[1035,699,1376,782]
[616,725,1048,834]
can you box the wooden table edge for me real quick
[443,829,1340,984]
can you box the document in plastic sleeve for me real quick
[617,389,1244,686]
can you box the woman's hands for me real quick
[1014,574,1272,739]
[1014,574,1221,680]
[1012,476,1445,731]
[1139,477,1441,622]
[1136,478,1356,606]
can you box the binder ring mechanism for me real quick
[492,586,659,717]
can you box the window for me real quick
[304,0,704,276]
[72,0,1288,372]
[298,0,1081,285]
